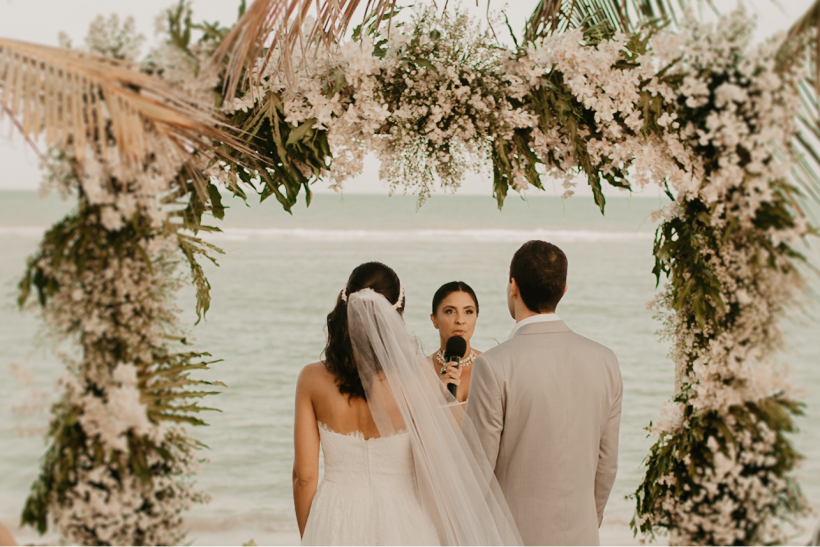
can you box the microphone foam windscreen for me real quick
[444,335,467,361]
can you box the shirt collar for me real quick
[508,313,562,340]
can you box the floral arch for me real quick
[1,1,817,545]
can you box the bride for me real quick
[292,262,521,545]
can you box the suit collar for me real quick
[511,320,572,338]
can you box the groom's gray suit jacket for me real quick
[465,320,622,546]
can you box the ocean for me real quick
[1,190,818,545]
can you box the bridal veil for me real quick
[346,289,522,546]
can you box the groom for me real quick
[466,240,622,546]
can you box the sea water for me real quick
[1,191,818,545]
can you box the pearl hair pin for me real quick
[341,285,405,310]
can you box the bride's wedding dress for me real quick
[301,423,440,545]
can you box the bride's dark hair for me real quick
[323,262,405,400]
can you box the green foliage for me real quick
[141,348,225,427]
[224,95,331,212]
[169,172,228,322]
[21,394,84,534]
[158,0,247,76]
[652,197,725,331]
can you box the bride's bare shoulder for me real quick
[297,361,335,390]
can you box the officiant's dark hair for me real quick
[432,281,479,315]
[510,241,567,313]
[323,261,405,400]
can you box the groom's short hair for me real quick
[510,241,568,313]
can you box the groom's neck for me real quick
[513,302,555,323]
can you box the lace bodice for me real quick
[317,423,417,492]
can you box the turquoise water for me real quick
[1,190,818,545]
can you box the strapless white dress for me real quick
[301,423,441,545]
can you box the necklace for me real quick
[435,349,477,373]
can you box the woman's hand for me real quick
[438,362,462,388]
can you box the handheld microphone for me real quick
[444,335,467,398]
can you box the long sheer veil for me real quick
[347,289,522,546]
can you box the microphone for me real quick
[444,335,467,398]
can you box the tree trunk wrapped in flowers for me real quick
[18,199,218,544]
[632,13,813,544]
[5,10,236,545]
[16,148,227,544]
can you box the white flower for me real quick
[100,206,124,232]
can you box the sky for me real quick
[0,0,814,197]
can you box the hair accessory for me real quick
[393,284,406,310]
[340,284,404,309]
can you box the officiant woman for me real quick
[429,281,481,403]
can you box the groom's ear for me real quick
[509,278,520,298]
[563,283,568,295]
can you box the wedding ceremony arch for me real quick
[1,0,819,544]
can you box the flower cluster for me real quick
[504,27,700,206]
[48,428,205,546]
[635,401,806,545]
[371,8,529,199]
[223,7,533,203]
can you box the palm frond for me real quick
[0,38,255,186]
[776,1,820,209]
[783,0,820,91]
[211,0,397,101]
[523,0,716,41]
[784,0,820,49]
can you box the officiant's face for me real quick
[430,291,478,345]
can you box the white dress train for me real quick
[301,423,440,546]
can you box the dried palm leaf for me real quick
[211,0,397,101]
[0,37,258,194]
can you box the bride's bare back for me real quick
[293,360,385,536]
[297,361,381,439]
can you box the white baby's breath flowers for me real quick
[222,7,535,203]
